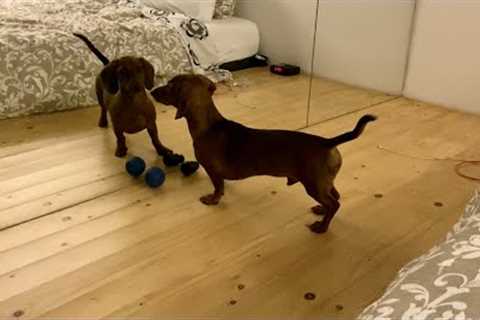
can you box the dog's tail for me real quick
[73,33,109,65]
[326,114,377,147]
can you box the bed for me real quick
[206,17,260,65]
[0,0,259,119]
[358,190,480,320]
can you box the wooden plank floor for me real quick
[0,69,479,319]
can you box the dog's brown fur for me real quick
[74,33,182,162]
[151,74,376,233]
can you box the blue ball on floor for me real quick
[145,167,166,188]
[125,156,146,177]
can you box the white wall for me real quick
[313,0,415,94]
[236,0,415,94]
[404,1,480,114]
[236,0,317,73]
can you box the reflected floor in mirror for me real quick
[215,68,311,130]
[307,75,397,125]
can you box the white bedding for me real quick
[206,17,260,65]
[139,7,258,79]
[139,0,216,22]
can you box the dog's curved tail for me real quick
[73,33,109,65]
[326,114,377,147]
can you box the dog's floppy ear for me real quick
[166,78,188,120]
[140,58,155,90]
[100,61,120,94]
[175,96,188,120]
[208,81,216,95]
[202,77,216,95]
[208,81,217,95]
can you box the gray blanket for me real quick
[358,190,480,320]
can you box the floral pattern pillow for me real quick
[358,190,480,320]
[214,0,236,19]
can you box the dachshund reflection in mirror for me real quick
[151,74,377,233]
[73,33,184,164]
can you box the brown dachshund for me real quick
[73,33,184,165]
[151,74,376,233]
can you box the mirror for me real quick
[307,0,416,125]
[233,0,316,130]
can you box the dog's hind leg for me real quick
[310,186,340,215]
[305,183,340,233]
[310,149,342,219]
[311,204,326,216]
[311,186,340,216]
[200,168,224,206]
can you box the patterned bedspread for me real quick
[358,190,480,320]
[0,0,229,119]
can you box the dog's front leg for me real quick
[200,169,224,205]
[147,123,184,166]
[96,88,108,128]
[113,126,127,157]
[147,124,173,156]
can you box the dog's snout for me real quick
[124,82,144,93]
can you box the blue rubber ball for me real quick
[145,167,166,188]
[125,156,146,177]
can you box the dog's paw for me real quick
[163,153,185,167]
[308,221,329,234]
[200,194,220,206]
[311,205,327,216]
[115,148,127,158]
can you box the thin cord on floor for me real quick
[377,144,480,182]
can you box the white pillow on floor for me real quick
[140,0,216,22]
